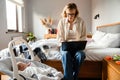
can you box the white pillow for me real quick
[92,31,106,42]
[107,33,120,48]
[86,42,106,49]
[98,33,120,48]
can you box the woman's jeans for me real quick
[60,47,86,80]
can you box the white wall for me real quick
[26,0,92,39]
[1,0,120,50]
[92,0,120,33]
[0,0,92,50]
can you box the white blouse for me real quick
[57,17,86,42]
[67,29,76,41]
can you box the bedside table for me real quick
[44,34,57,39]
[102,58,120,80]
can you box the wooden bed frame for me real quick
[43,60,102,79]
[43,22,120,79]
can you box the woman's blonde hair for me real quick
[61,3,79,18]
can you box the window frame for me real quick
[6,0,24,33]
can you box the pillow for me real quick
[86,42,106,49]
[92,31,106,42]
[107,33,120,48]
[98,33,120,48]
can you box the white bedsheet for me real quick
[85,48,120,61]
[30,39,62,60]
[45,47,120,61]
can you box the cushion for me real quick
[86,42,106,49]
[98,33,120,48]
[92,31,106,42]
[87,32,120,48]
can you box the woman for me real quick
[57,3,86,80]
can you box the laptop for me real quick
[62,41,87,51]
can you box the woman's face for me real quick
[66,9,76,23]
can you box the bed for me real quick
[1,22,120,79]
[40,22,120,79]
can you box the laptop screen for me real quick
[62,41,87,51]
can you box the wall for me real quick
[92,0,120,33]
[0,0,27,50]
[26,0,92,39]
[1,0,120,50]
[0,0,91,50]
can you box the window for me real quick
[6,0,24,32]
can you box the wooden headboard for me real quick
[97,22,120,33]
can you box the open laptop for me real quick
[62,41,87,51]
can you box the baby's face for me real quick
[18,62,28,71]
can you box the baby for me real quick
[17,61,63,80]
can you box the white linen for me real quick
[30,39,59,50]
[46,50,62,60]
[30,39,62,60]
[92,31,106,42]
[98,33,120,48]
[85,48,120,61]
[86,41,106,48]
[85,40,120,61]
[91,31,120,48]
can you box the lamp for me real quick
[94,14,100,19]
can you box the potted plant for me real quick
[26,32,36,43]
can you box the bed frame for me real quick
[43,22,120,79]
[43,60,102,79]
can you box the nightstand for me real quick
[44,34,57,39]
[102,58,120,80]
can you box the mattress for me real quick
[85,48,120,61]
[46,47,120,61]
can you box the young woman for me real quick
[57,3,86,80]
